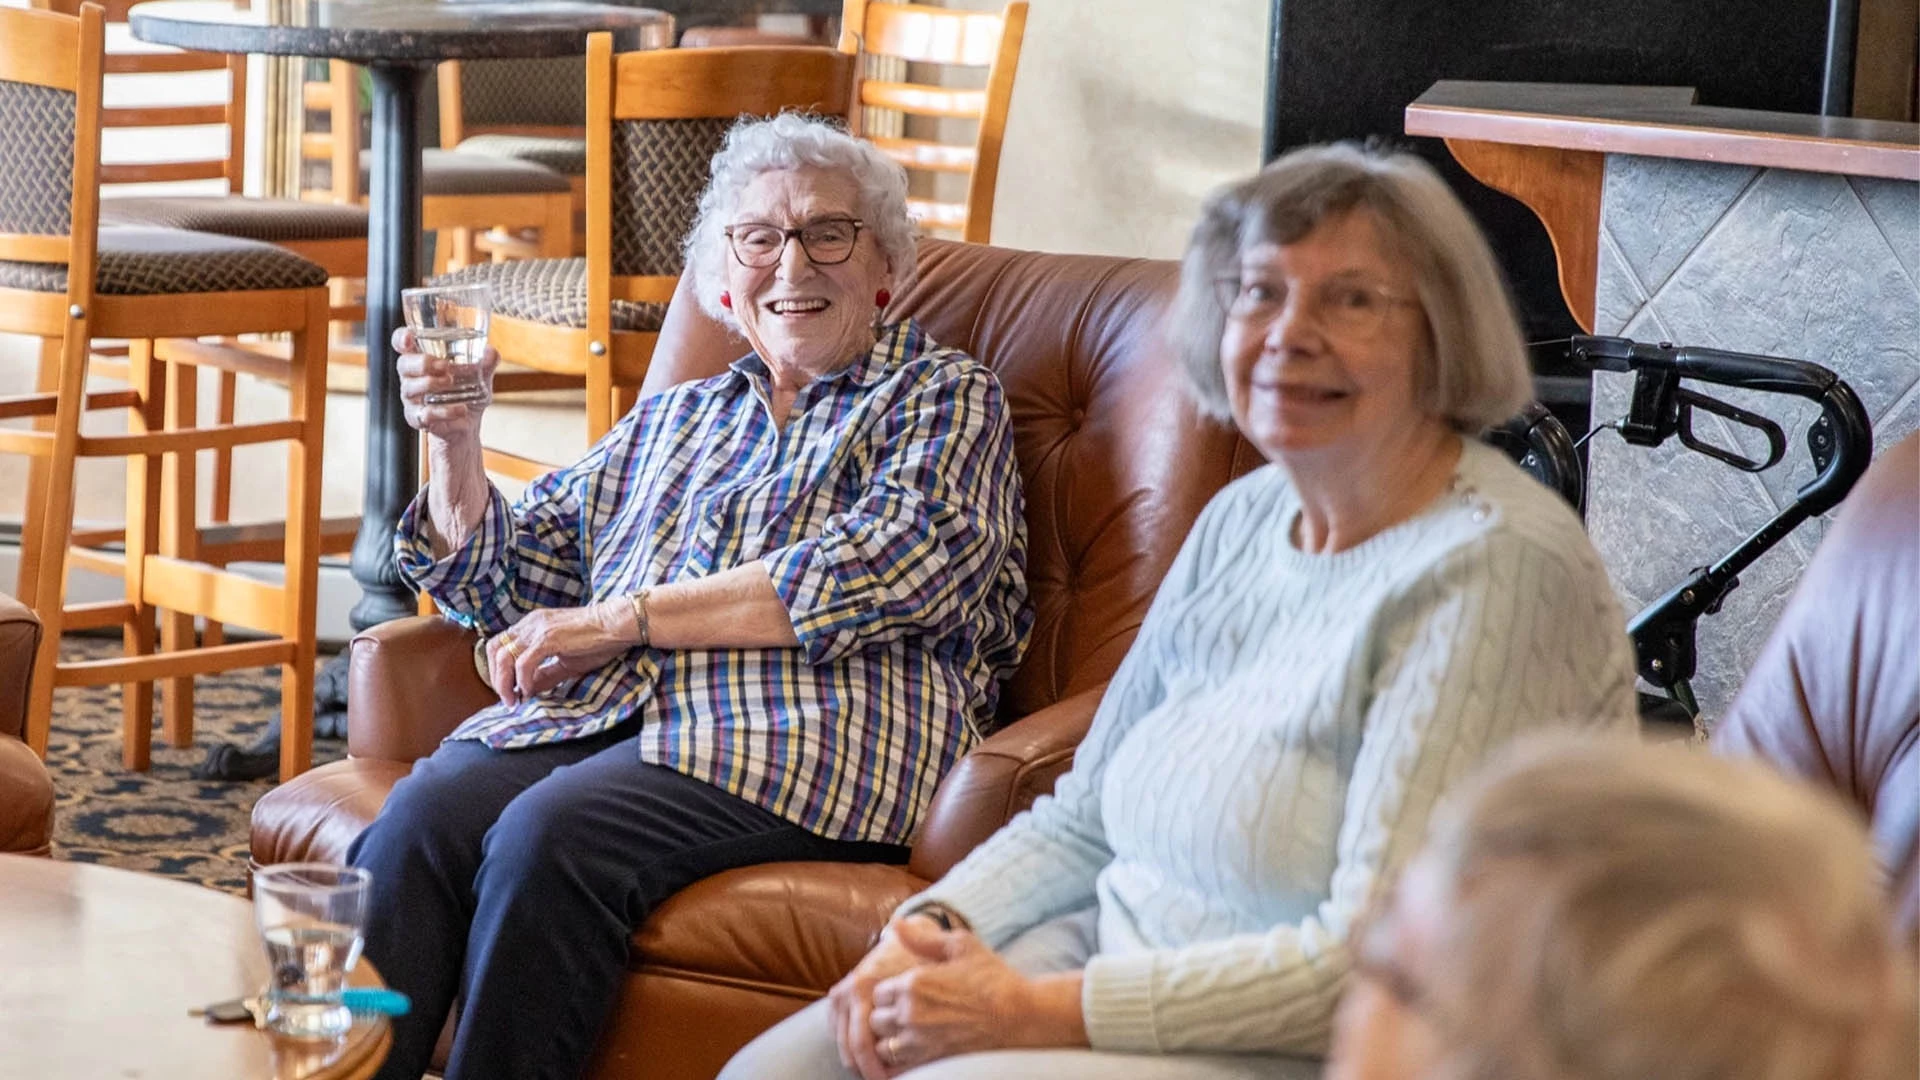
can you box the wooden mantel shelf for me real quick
[1406,80,1920,182]
[1404,81,1920,331]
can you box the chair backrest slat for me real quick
[36,0,242,193]
[838,0,1026,245]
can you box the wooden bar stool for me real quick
[0,2,331,782]
[22,0,365,747]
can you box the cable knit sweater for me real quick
[904,439,1639,1057]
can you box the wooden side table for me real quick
[0,856,390,1079]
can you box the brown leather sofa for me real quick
[1716,430,1919,939]
[1,592,55,857]
[251,239,1260,1078]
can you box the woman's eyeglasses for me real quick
[1213,275,1418,340]
[725,217,865,268]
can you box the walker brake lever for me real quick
[1673,388,1785,473]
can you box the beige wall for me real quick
[952,0,1272,259]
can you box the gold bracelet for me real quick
[628,588,651,647]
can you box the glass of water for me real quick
[253,863,372,1040]
[402,281,492,406]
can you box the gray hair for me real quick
[683,112,918,327]
[1418,736,1917,1080]
[1170,142,1531,432]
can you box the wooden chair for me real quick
[0,2,331,782]
[841,0,1027,243]
[427,40,858,473]
[305,61,574,273]
[437,56,590,263]
[24,0,361,743]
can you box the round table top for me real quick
[0,855,391,1080]
[129,0,676,63]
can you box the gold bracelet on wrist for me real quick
[628,588,651,647]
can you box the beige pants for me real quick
[719,909,1323,1080]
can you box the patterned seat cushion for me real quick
[455,135,587,177]
[361,149,573,197]
[99,196,369,242]
[0,226,328,295]
[430,258,664,333]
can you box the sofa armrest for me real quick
[347,616,496,762]
[907,683,1105,881]
[0,593,42,743]
[635,862,929,993]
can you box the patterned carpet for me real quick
[46,637,345,895]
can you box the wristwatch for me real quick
[901,901,969,932]
[628,588,652,646]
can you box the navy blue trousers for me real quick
[347,726,909,1080]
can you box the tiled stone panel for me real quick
[1590,154,1920,724]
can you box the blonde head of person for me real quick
[1330,736,1918,1080]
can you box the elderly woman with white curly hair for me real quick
[348,112,1032,1080]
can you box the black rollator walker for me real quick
[1488,335,1873,728]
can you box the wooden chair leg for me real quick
[278,292,330,782]
[25,324,93,760]
[202,368,240,651]
[158,357,198,750]
[14,336,62,610]
[538,197,572,259]
[120,340,165,767]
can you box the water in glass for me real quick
[253,863,371,1040]
[402,283,492,407]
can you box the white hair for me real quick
[682,112,918,327]
[1418,736,1917,1080]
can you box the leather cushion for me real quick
[429,257,666,332]
[1717,432,1920,936]
[0,226,328,295]
[363,148,572,197]
[0,734,54,856]
[250,757,411,868]
[456,134,588,177]
[99,196,369,242]
[634,862,927,991]
[0,592,39,742]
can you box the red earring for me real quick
[719,291,732,310]
[875,289,891,309]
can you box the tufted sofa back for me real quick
[643,239,1259,722]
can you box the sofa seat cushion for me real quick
[250,757,411,868]
[456,134,588,177]
[0,734,53,856]
[429,257,666,332]
[99,196,369,243]
[633,862,928,993]
[0,227,329,296]
[363,148,573,197]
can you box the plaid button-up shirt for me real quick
[395,320,1032,843]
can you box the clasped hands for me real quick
[828,916,1087,1079]
[484,600,638,707]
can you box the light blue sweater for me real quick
[906,440,1639,1057]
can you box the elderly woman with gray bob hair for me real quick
[726,143,1637,1079]
[352,112,1031,1080]
[1329,735,1919,1080]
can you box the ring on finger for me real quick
[884,1035,900,1063]
[498,636,522,658]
